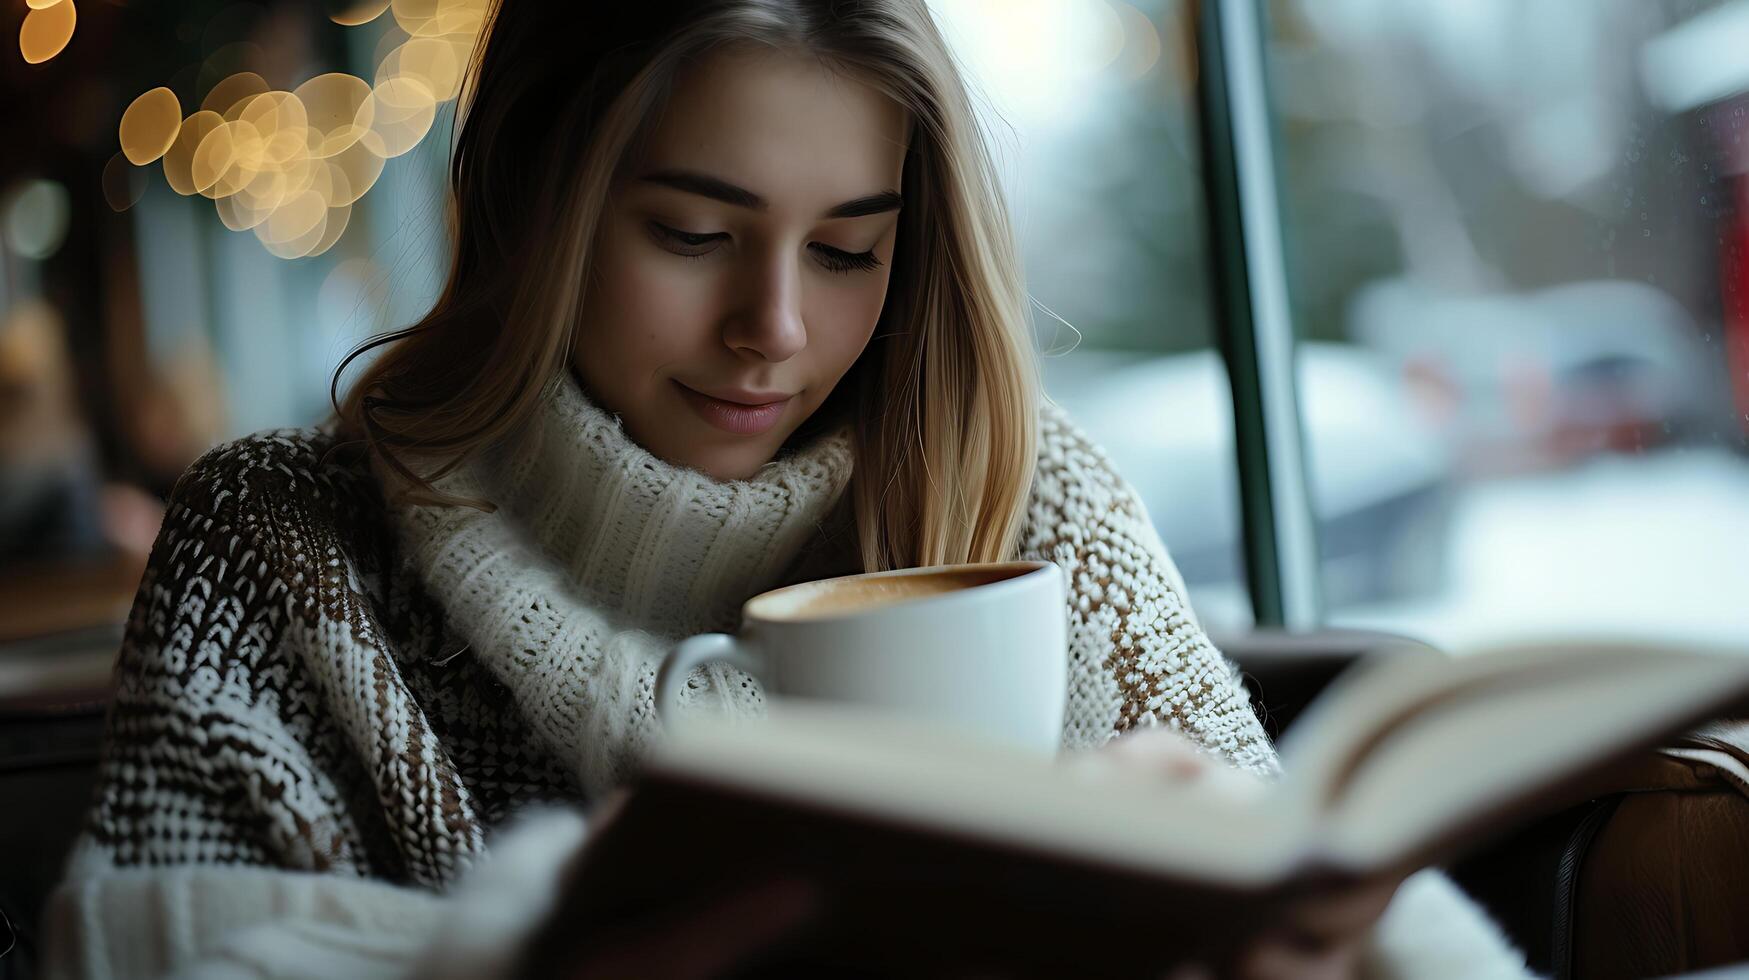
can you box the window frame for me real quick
[1190,0,1323,629]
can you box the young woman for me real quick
[43,2,1529,977]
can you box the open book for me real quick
[559,640,1749,974]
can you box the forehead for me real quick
[634,45,911,205]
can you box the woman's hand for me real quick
[1084,726,1404,980]
[1078,724,1270,802]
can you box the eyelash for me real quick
[648,221,884,274]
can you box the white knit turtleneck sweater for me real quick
[41,370,1529,979]
[375,368,856,798]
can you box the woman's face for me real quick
[572,45,911,481]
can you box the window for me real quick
[929,0,1257,629]
[1265,0,1749,649]
[6,1,1744,655]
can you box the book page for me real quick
[1304,642,1749,870]
[1276,639,1747,803]
[655,703,1314,887]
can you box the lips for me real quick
[675,381,793,436]
[691,387,792,407]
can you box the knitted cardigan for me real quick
[41,371,1527,979]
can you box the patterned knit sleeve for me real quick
[69,432,396,875]
[1019,400,1281,777]
[37,434,441,977]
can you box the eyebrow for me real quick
[636,168,903,220]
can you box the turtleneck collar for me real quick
[386,368,856,639]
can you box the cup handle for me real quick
[655,633,766,723]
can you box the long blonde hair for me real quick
[328,0,1040,572]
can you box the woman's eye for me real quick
[648,221,720,259]
[647,221,882,274]
[811,244,884,274]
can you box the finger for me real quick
[1101,729,1272,802]
[1103,728,1213,780]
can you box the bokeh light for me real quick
[331,0,391,27]
[19,0,77,64]
[162,111,226,196]
[362,76,438,158]
[294,73,374,156]
[201,71,269,117]
[197,42,268,100]
[101,153,149,212]
[122,0,489,260]
[1108,2,1162,83]
[3,180,73,260]
[119,88,184,166]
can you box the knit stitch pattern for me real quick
[377,371,860,799]
[1029,403,1280,774]
[64,379,1279,900]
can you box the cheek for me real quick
[817,278,890,365]
[589,226,715,366]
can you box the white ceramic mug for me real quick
[655,560,1068,755]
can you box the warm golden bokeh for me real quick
[119,88,184,167]
[201,72,270,118]
[330,0,392,28]
[101,153,147,213]
[361,76,438,158]
[391,0,484,39]
[190,119,246,199]
[119,0,488,259]
[304,204,353,257]
[161,111,226,197]
[322,139,387,207]
[294,73,375,156]
[378,34,471,104]
[19,0,76,64]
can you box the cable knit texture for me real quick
[375,370,859,799]
[41,370,1524,978]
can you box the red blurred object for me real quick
[1722,171,1749,440]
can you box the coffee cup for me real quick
[655,560,1068,755]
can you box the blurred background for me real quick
[1,0,1746,695]
[934,0,1749,650]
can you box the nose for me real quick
[721,251,807,363]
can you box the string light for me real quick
[114,0,490,260]
[19,0,76,64]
